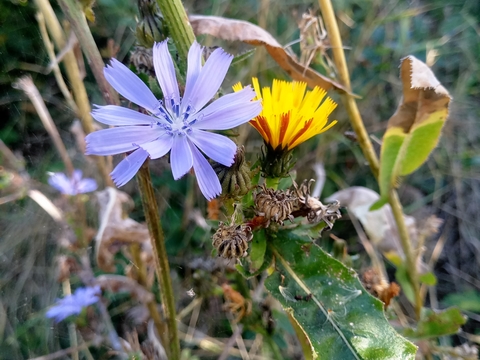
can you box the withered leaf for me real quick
[95,188,152,272]
[188,15,351,94]
[374,56,451,209]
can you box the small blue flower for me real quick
[85,39,261,200]
[48,170,97,195]
[46,286,101,323]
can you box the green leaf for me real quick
[265,230,417,360]
[418,272,437,286]
[443,290,480,313]
[395,265,415,304]
[403,307,466,339]
[236,242,273,279]
[376,56,451,203]
[250,229,267,271]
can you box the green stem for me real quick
[318,0,422,318]
[56,0,119,106]
[156,0,196,60]
[137,163,180,360]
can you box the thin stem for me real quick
[34,0,112,186]
[36,11,79,114]
[137,163,180,360]
[56,0,119,106]
[130,243,169,348]
[156,0,196,60]
[62,280,79,360]
[13,76,74,176]
[318,0,422,318]
[389,190,421,317]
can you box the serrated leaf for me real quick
[376,56,451,204]
[403,307,466,339]
[265,230,417,360]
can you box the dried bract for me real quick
[222,283,252,323]
[212,223,252,259]
[254,184,297,226]
[362,267,400,309]
[292,179,341,229]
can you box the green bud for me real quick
[259,142,295,179]
[212,146,252,198]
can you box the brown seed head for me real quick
[254,184,297,226]
[212,223,253,259]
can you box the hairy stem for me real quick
[137,163,180,360]
[156,0,196,60]
[318,0,421,318]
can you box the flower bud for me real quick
[212,146,252,198]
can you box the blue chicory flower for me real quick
[48,169,97,195]
[85,39,262,200]
[46,286,101,323]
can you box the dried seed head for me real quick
[254,184,297,226]
[212,223,253,259]
[130,46,154,75]
[292,179,341,229]
[212,146,252,198]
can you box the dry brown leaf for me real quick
[96,274,154,303]
[188,15,352,94]
[326,187,417,255]
[95,187,153,272]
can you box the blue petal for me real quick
[77,179,98,193]
[182,47,233,113]
[170,135,193,180]
[104,59,159,112]
[48,173,74,195]
[92,105,162,126]
[188,142,221,200]
[194,86,262,130]
[111,148,149,187]
[181,41,203,113]
[153,41,180,111]
[85,126,164,156]
[138,132,174,159]
[187,129,236,167]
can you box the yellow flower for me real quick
[234,78,337,150]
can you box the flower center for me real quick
[152,98,202,137]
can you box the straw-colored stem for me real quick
[13,76,74,176]
[130,243,169,348]
[33,0,112,186]
[36,12,79,114]
[318,0,421,318]
[137,163,180,360]
[156,0,196,60]
[56,0,119,106]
